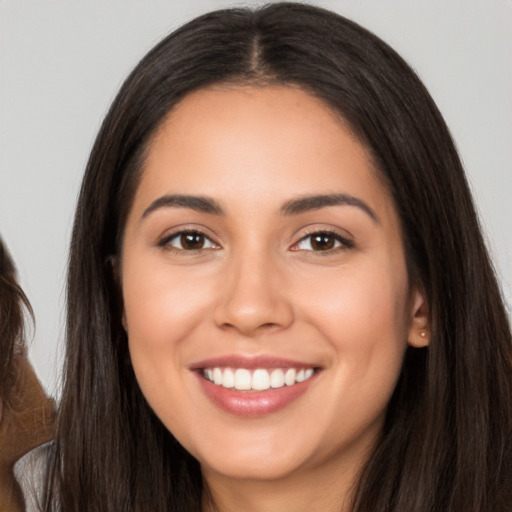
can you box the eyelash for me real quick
[158,229,219,252]
[292,229,354,253]
[158,228,353,254]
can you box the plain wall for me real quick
[1,0,511,394]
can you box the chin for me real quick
[185,426,322,483]
[200,453,308,482]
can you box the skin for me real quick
[120,86,429,512]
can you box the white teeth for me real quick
[252,369,270,391]
[234,369,251,390]
[213,367,223,386]
[270,369,285,388]
[222,368,235,389]
[284,368,296,386]
[202,366,315,390]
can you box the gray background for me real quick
[1,0,511,395]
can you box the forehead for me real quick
[153,85,362,160]
[134,85,396,223]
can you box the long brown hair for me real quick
[0,238,32,407]
[45,3,512,511]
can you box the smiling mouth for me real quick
[201,367,317,391]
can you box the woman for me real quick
[44,3,511,511]
[0,238,54,511]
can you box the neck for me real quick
[0,357,54,512]
[0,356,54,463]
[201,449,366,512]
[0,463,23,512]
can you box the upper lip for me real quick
[190,355,321,370]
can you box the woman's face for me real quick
[121,86,427,486]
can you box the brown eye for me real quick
[161,230,218,251]
[310,233,336,251]
[294,231,353,252]
[180,232,206,250]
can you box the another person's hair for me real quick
[45,3,512,511]
[0,238,32,408]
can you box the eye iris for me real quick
[311,233,335,251]
[181,233,204,250]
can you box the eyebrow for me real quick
[280,193,378,223]
[141,192,378,223]
[142,194,224,219]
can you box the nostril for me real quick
[218,319,287,336]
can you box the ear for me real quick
[109,255,127,331]
[407,287,430,348]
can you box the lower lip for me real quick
[195,372,317,418]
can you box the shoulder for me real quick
[14,442,52,512]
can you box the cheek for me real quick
[121,262,214,408]
[301,258,409,340]
[122,262,212,349]
[298,257,410,393]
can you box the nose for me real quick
[213,250,294,336]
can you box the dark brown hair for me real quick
[0,237,32,408]
[45,3,512,511]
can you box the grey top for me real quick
[14,443,50,512]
